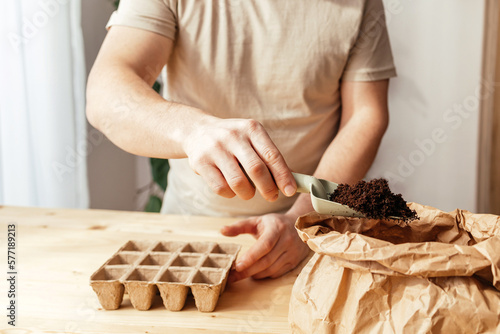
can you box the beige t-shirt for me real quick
[107,0,397,217]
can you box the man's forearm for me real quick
[313,79,390,185]
[86,65,210,159]
[313,109,388,184]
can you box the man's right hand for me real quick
[183,116,297,201]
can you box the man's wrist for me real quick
[286,193,314,220]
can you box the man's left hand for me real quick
[220,213,310,281]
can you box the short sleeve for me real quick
[342,0,397,81]
[106,0,177,41]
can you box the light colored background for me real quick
[82,0,151,211]
[82,0,487,213]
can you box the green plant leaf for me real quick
[113,0,120,9]
[150,158,169,191]
[145,195,162,213]
[153,81,161,94]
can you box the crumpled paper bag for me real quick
[289,203,500,333]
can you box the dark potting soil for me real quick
[329,178,418,222]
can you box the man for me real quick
[86,0,396,282]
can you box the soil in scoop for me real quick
[329,178,418,222]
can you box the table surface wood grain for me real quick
[0,206,308,333]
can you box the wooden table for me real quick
[0,206,307,333]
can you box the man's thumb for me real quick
[220,218,257,237]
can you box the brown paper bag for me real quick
[289,203,500,333]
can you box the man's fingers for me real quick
[235,226,279,272]
[197,164,235,198]
[236,149,279,202]
[269,262,295,279]
[198,153,256,200]
[187,118,295,201]
[218,157,256,200]
[248,125,296,197]
[227,269,245,283]
[224,213,309,282]
[252,251,294,279]
[232,242,283,279]
[220,218,258,237]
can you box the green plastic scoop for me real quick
[292,173,365,217]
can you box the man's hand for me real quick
[220,212,310,281]
[183,117,297,202]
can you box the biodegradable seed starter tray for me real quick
[90,240,241,312]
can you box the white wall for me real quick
[366,0,485,212]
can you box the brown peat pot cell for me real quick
[202,255,231,269]
[90,240,240,312]
[107,252,141,265]
[139,252,172,266]
[329,178,418,222]
[152,241,187,252]
[171,254,202,267]
[211,243,241,255]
